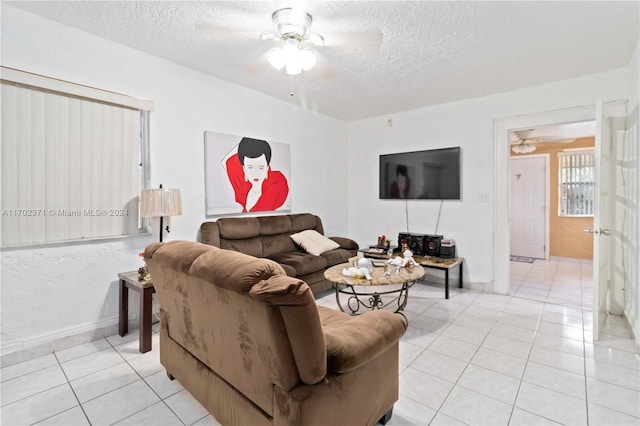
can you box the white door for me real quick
[510,156,547,259]
[590,100,615,341]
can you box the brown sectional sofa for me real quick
[145,240,407,425]
[200,213,358,294]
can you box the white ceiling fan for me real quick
[510,129,576,154]
[261,8,325,76]
[196,6,383,78]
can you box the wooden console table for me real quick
[413,256,464,299]
[118,271,155,353]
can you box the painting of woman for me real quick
[205,131,291,216]
[224,137,289,212]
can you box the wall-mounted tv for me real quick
[379,147,461,200]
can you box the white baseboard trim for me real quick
[1,316,127,368]
[419,276,495,294]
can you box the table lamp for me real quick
[140,184,182,242]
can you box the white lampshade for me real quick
[299,49,316,71]
[282,40,299,60]
[268,48,286,70]
[285,57,302,75]
[140,188,182,218]
[268,38,317,75]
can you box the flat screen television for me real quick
[379,147,461,200]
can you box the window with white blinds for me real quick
[1,68,153,247]
[558,150,595,217]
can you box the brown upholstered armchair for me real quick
[145,240,407,426]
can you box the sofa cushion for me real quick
[290,213,321,233]
[291,230,340,256]
[199,222,220,247]
[272,261,296,277]
[220,237,262,258]
[258,215,292,235]
[218,217,261,239]
[262,234,297,258]
[268,251,328,276]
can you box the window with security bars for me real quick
[558,150,595,216]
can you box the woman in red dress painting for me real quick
[225,137,289,212]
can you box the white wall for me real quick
[0,5,348,364]
[347,69,630,291]
[625,38,639,346]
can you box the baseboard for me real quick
[623,311,640,352]
[548,256,593,264]
[0,316,127,368]
[419,273,495,294]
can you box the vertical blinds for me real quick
[1,74,150,246]
[558,150,595,216]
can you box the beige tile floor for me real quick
[1,259,638,425]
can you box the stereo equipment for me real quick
[439,245,456,259]
[397,232,427,256]
[425,234,443,256]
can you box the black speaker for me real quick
[397,232,426,256]
[425,234,443,256]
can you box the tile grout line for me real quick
[418,291,518,423]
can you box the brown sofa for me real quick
[144,240,407,426]
[200,213,358,294]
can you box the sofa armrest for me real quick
[329,236,359,251]
[322,309,407,373]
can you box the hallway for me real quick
[510,257,593,310]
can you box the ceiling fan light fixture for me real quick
[299,49,316,71]
[309,33,325,46]
[267,7,320,75]
[512,141,536,154]
[272,8,312,40]
[282,39,299,60]
[285,58,302,75]
[268,48,286,70]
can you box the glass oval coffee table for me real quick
[324,263,425,315]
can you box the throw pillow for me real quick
[290,230,340,256]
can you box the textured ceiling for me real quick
[7,1,639,121]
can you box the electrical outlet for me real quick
[479,194,490,203]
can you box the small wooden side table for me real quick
[413,256,464,299]
[118,271,155,353]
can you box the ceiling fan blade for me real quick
[245,50,273,74]
[195,20,271,40]
[530,136,576,143]
[322,29,383,50]
[513,129,535,140]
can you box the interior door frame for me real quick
[494,104,598,295]
[510,153,550,260]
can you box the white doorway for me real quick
[510,155,548,259]
[495,101,628,341]
[494,104,598,297]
